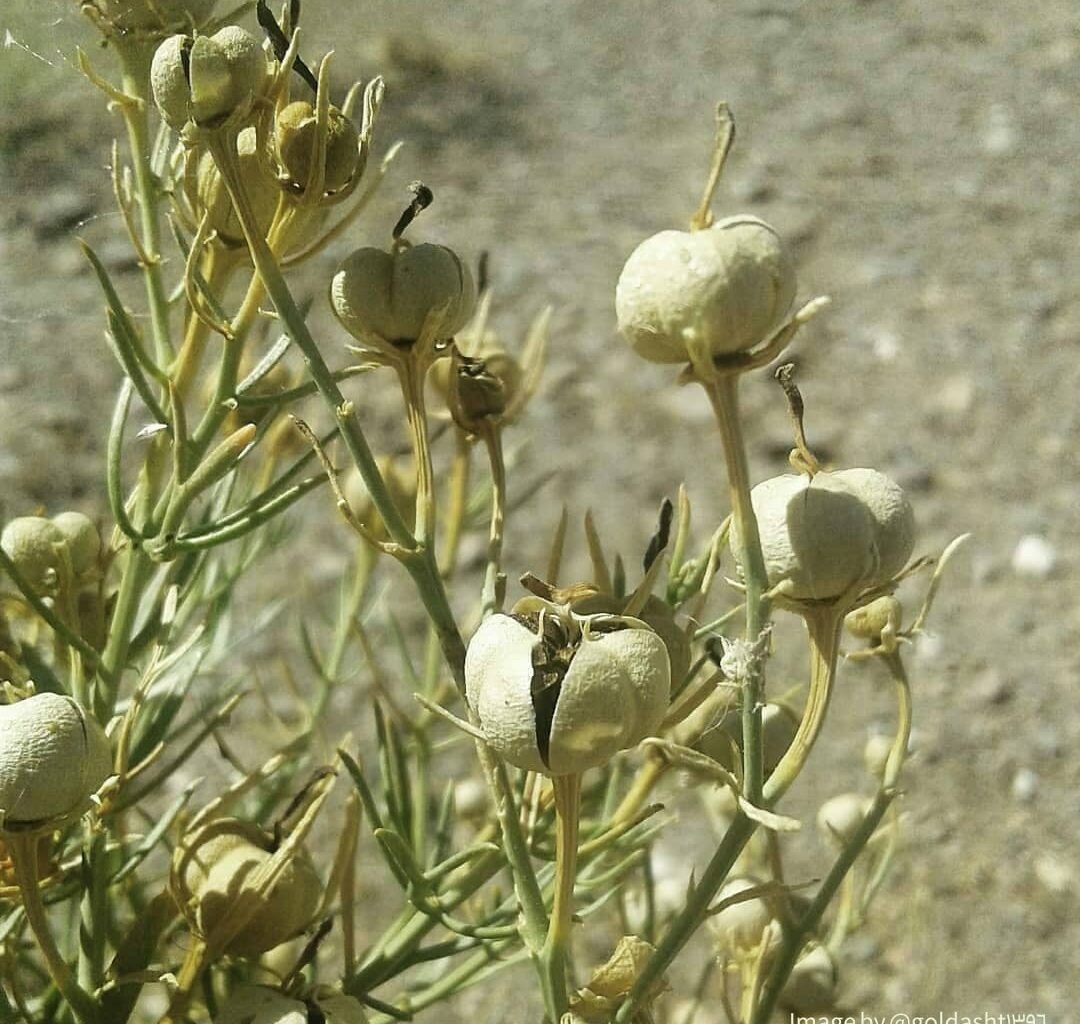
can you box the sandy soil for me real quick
[0,0,1077,1020]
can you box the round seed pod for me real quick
[0,693,111,829]
[863,733,892,780]
[731,469,915,602]
[709,877,776,957]
[214,985,307,1024]
[816,793,872,848]
[275,101,361,194]
[780,943,838,1012]
[50,513,101,580]
[573,593,691,689]
[464,611,670,775]
[616,216,796,367]
[190,129,280,247]
[2,517,66,595]
[93,0,217,34]
[152,27,268,132]
[178,819,322,956]
[331,242,477,351]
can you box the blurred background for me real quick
[0,0,1077,1019]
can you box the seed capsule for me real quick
[151,27,269,132]
[0,693,111,828]
[275,101,361,194]
[2,517,67,595]
[464,610,670,775]
[709,877,777,957]
[616,216,796,368]
[176,819,322,956]
[731,469,915,602]
[780,943,838,1012]
[49,512,101,581]
[816,792,872,847]
[331,242,477,354]
[189,129,280,247]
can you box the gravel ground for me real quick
[1,0,1077,1021]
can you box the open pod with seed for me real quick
[0,693,111,831]
[464,604,670,776]
[172,818,322,956]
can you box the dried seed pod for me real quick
[176,819,322,956]
[731,469,915,602]
[780,943,838,1012]
[91,0,217,34]
[151,27,269,132]
[709,877,777,958]
[816,793,872,848]
[464,610,670,775]
[189,129,280,247]
[331,242,477,353]
[50,512,101,581]
[616,216,796,367]
[0,693,111,829]
[845,595,903,643]
[2,517,67,595]
[275,101,361,194]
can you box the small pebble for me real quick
[971,668,1011,706]
[1011,768,1039,804]
[1034,853,1074,895]
[1011,535,1056,578]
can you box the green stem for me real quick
[537,774,581,1022]
[9,834,101,1024]
[752,649,912,1023]
[114,44,172,365]
[479,424,506,620]
[95,544,153,719]
[705,374,769,805]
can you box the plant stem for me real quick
[762,606,843,806]
[751,648,912,1023]
[9,834,100,1024]
[479,424,506,619]
[538,773,581,1022]
[441,431,472,575]
[114,43,172,365]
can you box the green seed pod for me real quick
[151,27,268,132]
[816,792,871,848]
[177,819,322,956]
[189,128,280,247]
[465,610,670,775]
[709,877,776,957]
[50,512,101,580]
[331,242,477,351]
[1,517,66,595]
[0,693,111,829]
[616,216,796,367]
[731,469,915,602]
[275,101,361,194]
[780,943,838,1012]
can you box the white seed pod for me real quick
[2,516,66,595]
[709,877,776,957]
[732,469,915,602]
[151,27,268,132]
[331,243,477,350]
[214,986,307,1024]
[780,943,838,1012]
[863,733,892,780]
[310,990,370,1023]
[0,693,111,828]
[178,819,322,956]
[464,612,670,775]
[615,216,796,367]
[816,793,872,848]
[50,512,101,579]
